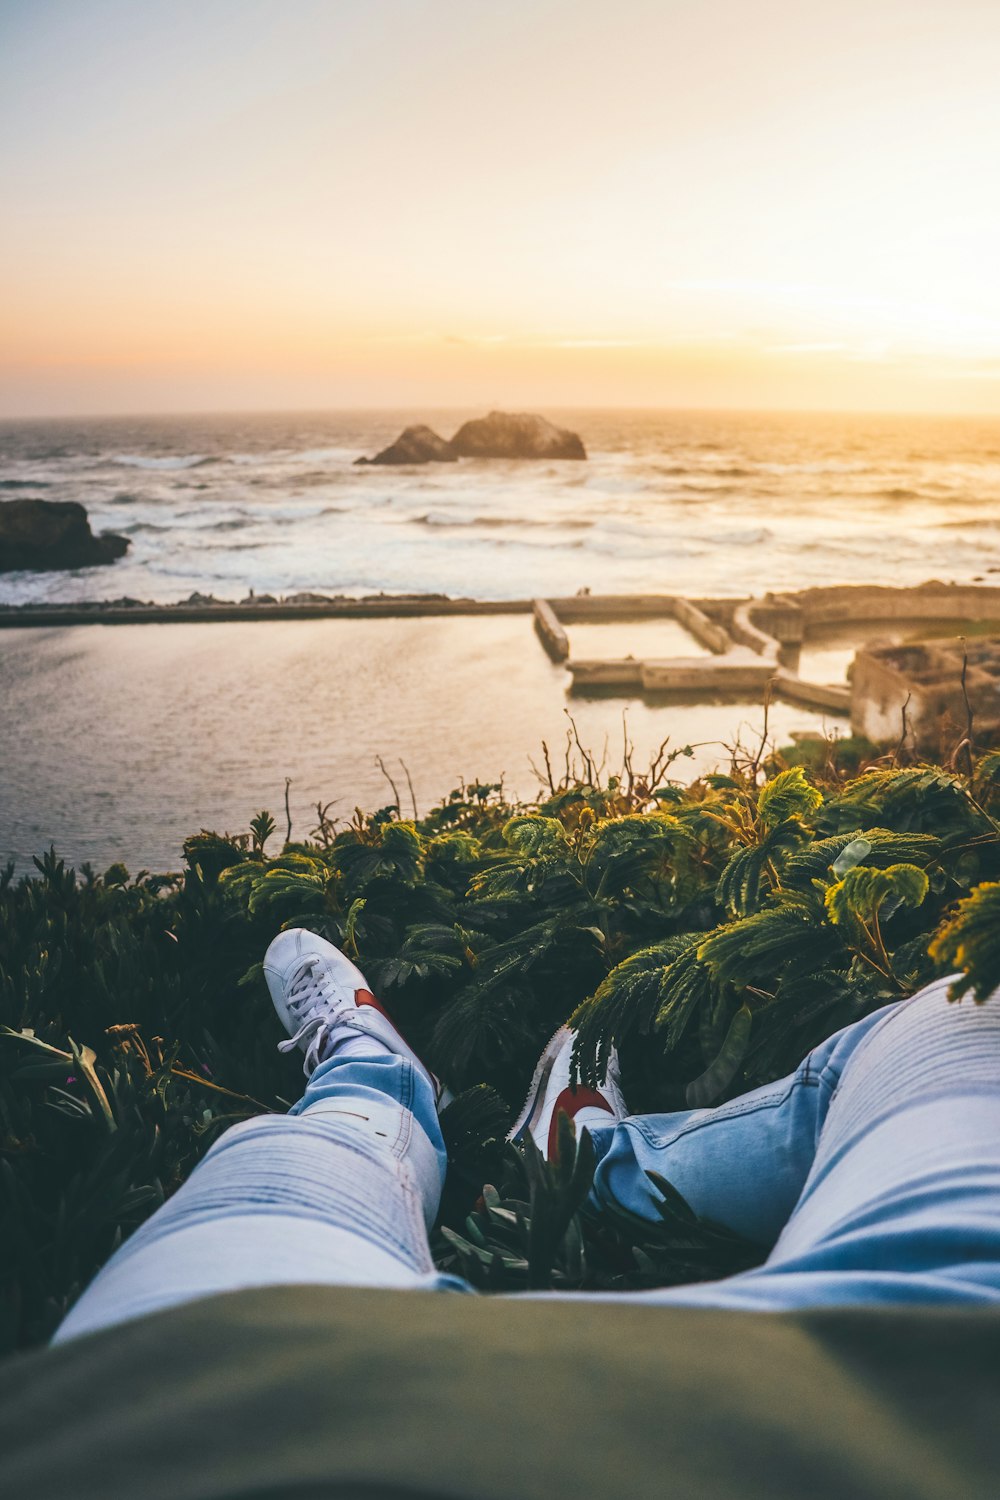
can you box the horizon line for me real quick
[2,402,999,424]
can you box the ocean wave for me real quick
[584,537,702,561]
[675,481,739,495]
[417,530,588,556]
[5,410,996,609]
[699,526,772,546]
[414,511,479,528]
[588,519,661,543]
[292,447,359,465]
[202,540,268,551]
[220,446,355,468]
[582,475,650,496]
[112,453,218,471]
[790,537,884,558]
[411,511,593,533]
[937,517,1000,531]
[269,510,327,526]
[592,521,771,549]
[291,470,345,487]
[757,460,872,475]
[413,511,518,529]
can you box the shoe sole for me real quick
[506,1024,572,1144]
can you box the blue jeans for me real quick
[53,972,1000,1343]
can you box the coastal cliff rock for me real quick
[356,412,587,464]
[0,499,130,572]
[355,424,456,466]
[450,411,586,460]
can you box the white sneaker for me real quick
[506,1025,627,1159]
[264,927,447,1101]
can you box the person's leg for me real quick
[53,932,468,1345]
[719,969,1000,1306]
[563,972,1000,1309]
[547,1000,899,1247]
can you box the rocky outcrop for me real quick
[449,411,586,460]
[355,425,457,466]
[0,499,130,573]
[356,412,587,464]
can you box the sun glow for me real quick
[2,0,999,415]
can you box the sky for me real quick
[2,0,1000,417]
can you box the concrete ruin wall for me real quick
[9,582,1000,742]
[776,582,1000,627]
[852,637,1000,747]
[543,583,1000,725]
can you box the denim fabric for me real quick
[574,974,1000,1309]
[586,1000,900,1245]
[53,1053,465,1345]
[289,1048,448,1227]
[53,973,1000,1343]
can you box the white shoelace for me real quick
[277,957,358,1075]
[276,953,448,1102]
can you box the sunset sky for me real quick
[2,0,1000,416]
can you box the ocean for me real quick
[2,408,999,872]
[2,409,999,606]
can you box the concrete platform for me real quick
[6,582,999,739]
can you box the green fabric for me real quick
[1,1286,998,1499]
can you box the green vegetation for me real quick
[5,734,1000,1351]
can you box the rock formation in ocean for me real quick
[449,411,586,460]
[355,424,457,466]
[356,412,587,464]
[0,499,130,573]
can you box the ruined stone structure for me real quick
[534,582,1000,734]
[851,638,1000,748]
[5,580,1000,748]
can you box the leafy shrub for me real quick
[4,749,1000,1351]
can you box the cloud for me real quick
[938,363,1000,381]
[545,338,642,349]
[765,342,847,355]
